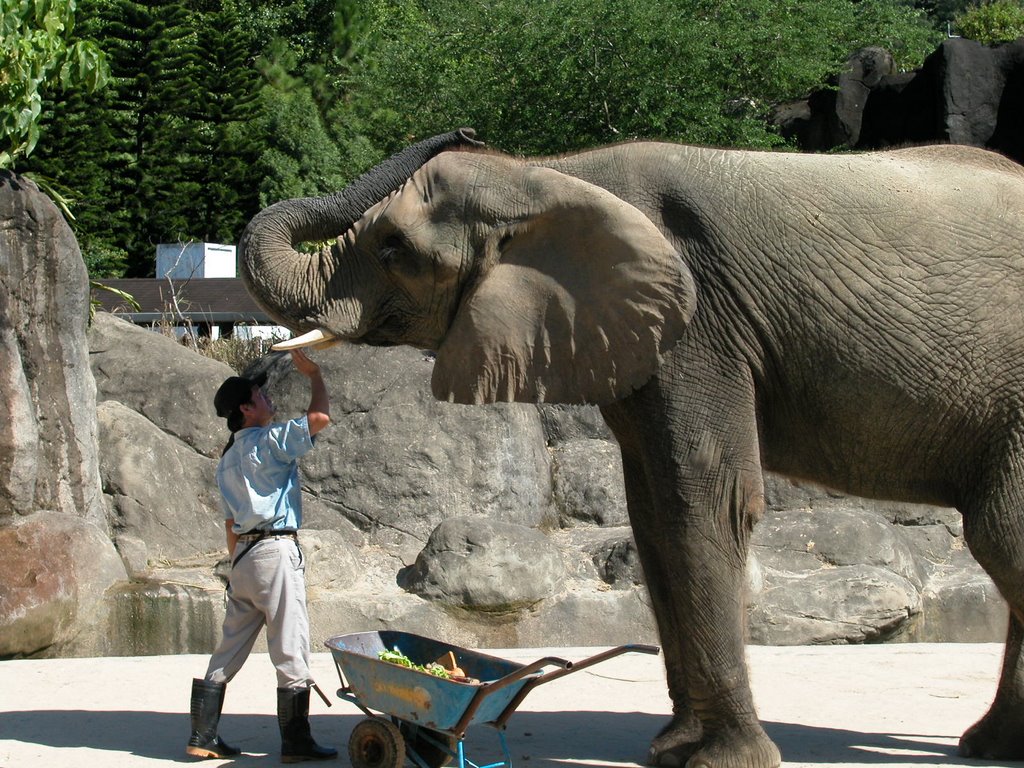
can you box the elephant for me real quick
[239,130,1024,768]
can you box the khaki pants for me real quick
[204,537,311,689]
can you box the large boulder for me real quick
[749,508,924,643]
[89,311,232,458]
[0,512,126,657]
[859,37,1024,157]
[97,399,223,573]
[0,172,126,659]
[775,47,895,149]
[749,479,1006,644]
[551,439,629,527]
[401,517,566,611]
[931,36,1024,154]
[0,171,105,524]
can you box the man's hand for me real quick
[290,349,321,377]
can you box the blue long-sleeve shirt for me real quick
[217,415,314,533]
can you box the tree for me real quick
[101,0,202,274]
[252,84,347,207]
[31,0,263,275]
[170,6,263,245]
[26,78,132,276]
[0,0,109,168]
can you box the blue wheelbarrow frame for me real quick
[325,630,659,768]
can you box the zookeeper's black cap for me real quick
[214,372,268,419]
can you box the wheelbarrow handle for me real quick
[486,643,661,731]
[481,655,574,694]
[533,643,661,686]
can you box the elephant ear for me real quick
[432,166,696,405]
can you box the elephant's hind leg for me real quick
[959,617,1024,760]
[959,447,1024,760]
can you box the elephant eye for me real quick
[378,234,428,281]
[379,235,406,267]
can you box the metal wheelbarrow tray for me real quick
[325,629,659,768]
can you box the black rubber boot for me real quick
[278,687,338,763]
[186,678,241,759]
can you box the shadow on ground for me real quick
[0,709,1003,766]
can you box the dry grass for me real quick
[196,335,282,373]
[149,315,284,373]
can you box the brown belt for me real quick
[233,529,298,568]
[236,529,297,543]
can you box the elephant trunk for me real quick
[239,128,483,332]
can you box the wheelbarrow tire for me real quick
[399,722,457,768]
[349,717,405,768]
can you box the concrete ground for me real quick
[0,643,1011,768]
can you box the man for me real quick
[186,349,336,762]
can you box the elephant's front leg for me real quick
[603,369,780,768]
[618,449,704,762]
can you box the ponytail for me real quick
[222,410,245,456]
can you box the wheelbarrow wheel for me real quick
[399,722,457,768]
[349,717,405,768]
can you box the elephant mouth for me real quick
[270,325,428,351]
[271,328,340,351]
[271,313,439,351]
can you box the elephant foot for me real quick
[687,729,781,768]
[959,706,1024,760]
[649,719,779,768]
[648,710,702,766]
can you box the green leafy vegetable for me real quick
[378,648,451,679]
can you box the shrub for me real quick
[955,0,1024,44]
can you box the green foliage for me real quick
[13,0,952,278]
[0,0,109,168]
[27,0,265,275]
[904,0,977,25]
[377,649,453,679]
[89,279,138,322]
[171,6,263,244]
[253,84,348,206]
[79,232,130,277]
[342,0,940,155]
[955,0,1024,44]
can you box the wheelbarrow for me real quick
[325,630,659,768]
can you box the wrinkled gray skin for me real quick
[240,138,1024,768]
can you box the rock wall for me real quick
[774,37,1024,165]
[81,313,1006,658]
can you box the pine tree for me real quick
[90,0,197,275]
[22,0,129,275]
[175,6,263,246]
